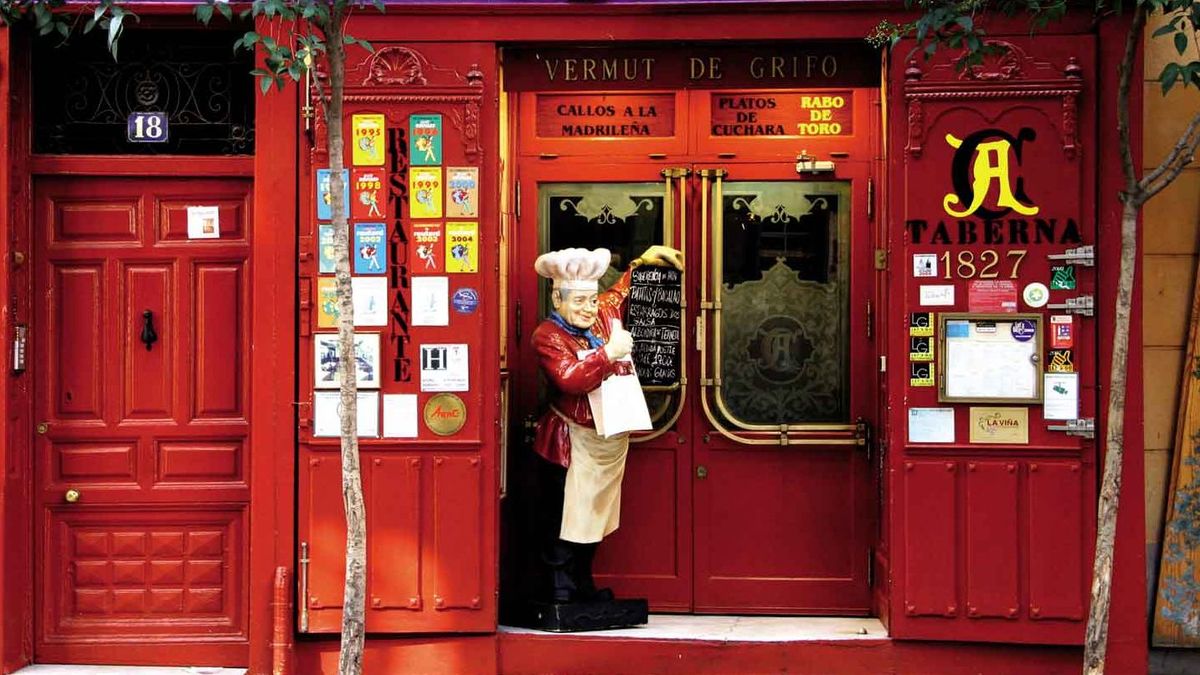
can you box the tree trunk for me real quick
[1083,197,1139,674]
[324,14,367,675]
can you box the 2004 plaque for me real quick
[424,393,467,436]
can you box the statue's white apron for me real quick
[557,410,630,544]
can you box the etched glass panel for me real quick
[538,183,672,424]
[717,181,851,424]
[539,183,664,309]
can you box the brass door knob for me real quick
[696,465,708,479]
[64,489,80,503]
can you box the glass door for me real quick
[691,161,874,613]
[511,160,875,614]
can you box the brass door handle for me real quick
[64,489,80,503]
[696,465,708,479]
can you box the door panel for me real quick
[693,163,872,613]
[34,176,252,665]
[123,264,173,419]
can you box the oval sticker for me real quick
[424,393,467,436]
[1010,319,1037,342]
[452,287,480,314]
[1023,282,1049,308]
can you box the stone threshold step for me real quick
[501,614,886,642]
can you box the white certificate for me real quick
[412,276,449,326]
[352,277,388,327]
[919,284,955,306]
[187,205,220,239]
[1043,373,1080,420]
[313,390,380,438]
[383,394,419,438]
[907,407,955,443]
[420,343,469,392]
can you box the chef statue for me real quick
[530,245,684,616]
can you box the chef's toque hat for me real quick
[534,248,611,292]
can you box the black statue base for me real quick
[516,598,649,633]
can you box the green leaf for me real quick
[260,76,273,96]
[1176,31,1189,56]
[1153,22,1177,38]
[216,2,233,21]
[1162,62,1181,94]
[107,13,125,61]
[195,3,214,26]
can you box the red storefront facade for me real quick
[0,2,1148,674]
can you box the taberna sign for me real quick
[908,126,1082,246]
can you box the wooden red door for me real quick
[690,160,875,614]
[33,176,252,666]
[512,163,695,610]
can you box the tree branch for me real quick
[1140,109,1200,202]
[1117,4,1148,199]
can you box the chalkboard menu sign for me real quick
[626,265,683,388]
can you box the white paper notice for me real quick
[913,254,937,278]
[313,390,380,438]
[907,407,956,443]
[383,394,419,438]
[352,277,388,327]
[187,205,220,239]
[1043,373,1080,420]
[944,320,1038,400]
[412,276,450,326]
[919,284,956,306]
[420,343,469,392]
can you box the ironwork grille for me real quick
[33,28,255,155]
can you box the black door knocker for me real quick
[141,309,158,351]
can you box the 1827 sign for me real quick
[627,265,683,388]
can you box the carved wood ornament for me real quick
[903,41,1084,159]
[310,45,485,163]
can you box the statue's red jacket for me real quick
[531,272,631,468]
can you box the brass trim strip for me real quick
[635,169,689,443]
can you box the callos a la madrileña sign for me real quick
[127,112,168,143]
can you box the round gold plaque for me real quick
[423,393,467,436]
